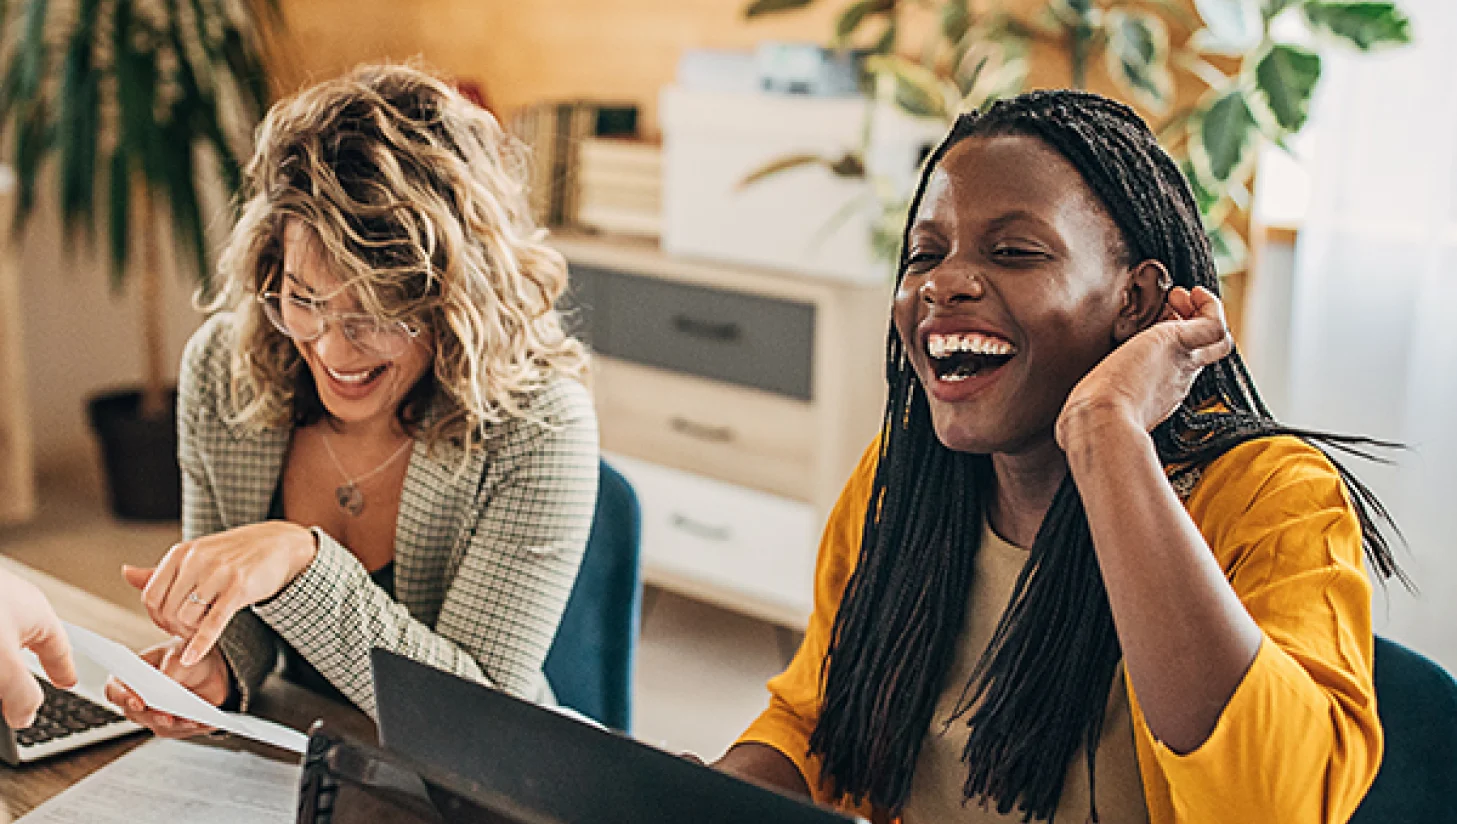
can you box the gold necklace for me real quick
[320,433,413,517]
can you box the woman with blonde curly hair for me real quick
[104,63,598,729]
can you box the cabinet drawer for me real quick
[596,358,815,502]
[571,263,815,400]
[609,453,817,624]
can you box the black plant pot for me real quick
[86,388,181,521]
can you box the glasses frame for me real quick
[257,290,423,358]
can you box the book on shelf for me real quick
[508,101,638,228]
[575,137,662,239]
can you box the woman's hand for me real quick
[123,521,318,667]
[1055,285,1233,451]
[103,638,230,739]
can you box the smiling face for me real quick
[893,134,1135,456]
[279,219,435,432]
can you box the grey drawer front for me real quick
[571,263,815,400]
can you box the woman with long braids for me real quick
[715,89,1398,824]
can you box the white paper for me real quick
[17,738,298,823]
[63,622,308,754]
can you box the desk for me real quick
[0,556,375,822]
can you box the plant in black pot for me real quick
[0,0,280,519]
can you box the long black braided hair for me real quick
[807,89,1406,822]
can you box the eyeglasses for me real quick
[258,292,421,359]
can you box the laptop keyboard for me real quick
[2,676,142,765]
[15,679,127,748]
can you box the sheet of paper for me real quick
[63,622,308,754]
[17,738,298,823]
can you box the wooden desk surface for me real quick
[0,556,376,822]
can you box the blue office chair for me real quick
[543,460,643,733]
[1349,636,1457,823]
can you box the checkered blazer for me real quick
[177,314,599,718]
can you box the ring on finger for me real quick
[185,591,212,607]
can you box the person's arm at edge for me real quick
[713,436,883,817]
[0,568,78,729]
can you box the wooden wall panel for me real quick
[273,0,839,134]
[267,0,1244,332]
[271,1,1207,133]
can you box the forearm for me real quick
[1062,409,1261,754]
[254,530,491,717]
[715,742,812,798]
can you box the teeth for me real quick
[927,332,1016,359]
[326,365,382,385]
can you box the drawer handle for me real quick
[670,512,733,542]
[671,314,741,342]
[669,416,735,443]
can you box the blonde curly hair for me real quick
[209,62,587,454]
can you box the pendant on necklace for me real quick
[336,483,366,517]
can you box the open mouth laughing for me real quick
[925,331,1018,383]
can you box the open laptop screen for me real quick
[371,649,864,824]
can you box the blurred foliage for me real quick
[0,0,281,292]
[743,0,1413,274]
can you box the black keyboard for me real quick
[1,676,143,765]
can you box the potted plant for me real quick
[743,0,1412,275]
[0,0,280,519]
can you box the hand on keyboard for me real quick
[14,678,126,747]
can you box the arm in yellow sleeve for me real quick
[732,438,883,821]
[1139,437,1382,824]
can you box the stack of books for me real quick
[509,102,638,228]
[575,138,662,238]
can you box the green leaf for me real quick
[108,149,131,288]
[188,0,222,63]
[1208,222,1248,275]
[738,151,866,189]
[220,20,271,121]
[1261,0,1300,21]
[835,0,893,42]
[953,36,1028,111]
[58,0,104,241]
[1192,0,1263,53]
[1103,10,1173,112]
[1253,44,1320,132]
[941,0,970,45]
[867,54,950,120]
[18,0,51,101]
[163,115,209,289]
[1197,90,1257,182]
[1179,159,1222,221]
[744,0,813,18]
[1304,2,1413,50]
[12,102,51,224]
[873,19,898,55]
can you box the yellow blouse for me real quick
[737,435,1382,824]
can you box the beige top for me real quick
[902,522,1149,824]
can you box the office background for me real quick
[1,0,1453,759]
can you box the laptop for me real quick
[0,653,143,766]
[299,720,552,824]
[371,649,866,824]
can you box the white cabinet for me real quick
[553,233,889,628]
